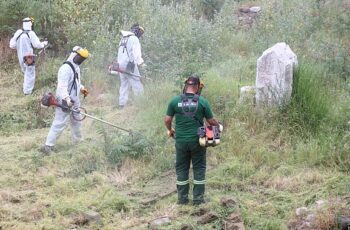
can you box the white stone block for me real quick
[255,42,298,107]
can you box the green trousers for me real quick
[175,141,206,204]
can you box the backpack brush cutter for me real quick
[41,92,132,133]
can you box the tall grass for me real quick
[284,63,330,134]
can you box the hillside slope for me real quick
[1,0,350,229]
[1,60,350,229]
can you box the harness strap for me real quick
[180,94,203,126]
[120,35,132,60]
[16,30,34,49]
[63,61,79,96]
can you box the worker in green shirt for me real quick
[164,75,221,205]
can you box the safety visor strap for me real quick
[176,180,189,186]
[23,19,32,22]
[193,180,206,185]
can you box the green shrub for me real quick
[98,127,154,165]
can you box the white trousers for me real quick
[19,61,36,95]
[45,107,82,146]
[118,73,144,106]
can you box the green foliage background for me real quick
[1,0,349,79]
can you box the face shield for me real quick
[22,17,34,31]
[69,47,89,65]
[131,24,145,38]
[73,54,86,65]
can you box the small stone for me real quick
[338,216,350,230]
[249,6,261,13]
[71,215,89,226]
[295,207,308,216]
[83,210,101,223]
[149,216,171,229]
[180,224,194,230]
[71,210,101,226]
[299,221,311,229]
[305,214,315,222]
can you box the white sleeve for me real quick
[57,65,71,99]
[9,30,22,49]
[131,37,144,65]
[29,31,45,49]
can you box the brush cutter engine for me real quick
[40,92,86,121]
[108,61,119,75]
[107,61,151,80]
[41,92,59,107]
[198,125,222,147]
[23,54,36,66]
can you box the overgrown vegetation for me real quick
[0,0,349,229]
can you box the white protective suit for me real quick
[45,47,85,147]
[117,30,144,106]
[9,18,46,94]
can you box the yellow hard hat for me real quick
[76,47,89,58]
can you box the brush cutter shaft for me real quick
[71,109,131,133]
[109,64,152,80]
[41,92,131,133]
[119,69,141,78]
[117,69,152,80]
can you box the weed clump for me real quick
[99,127,154,165]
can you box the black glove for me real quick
[126,61,135,73]
[61,99,73,113]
